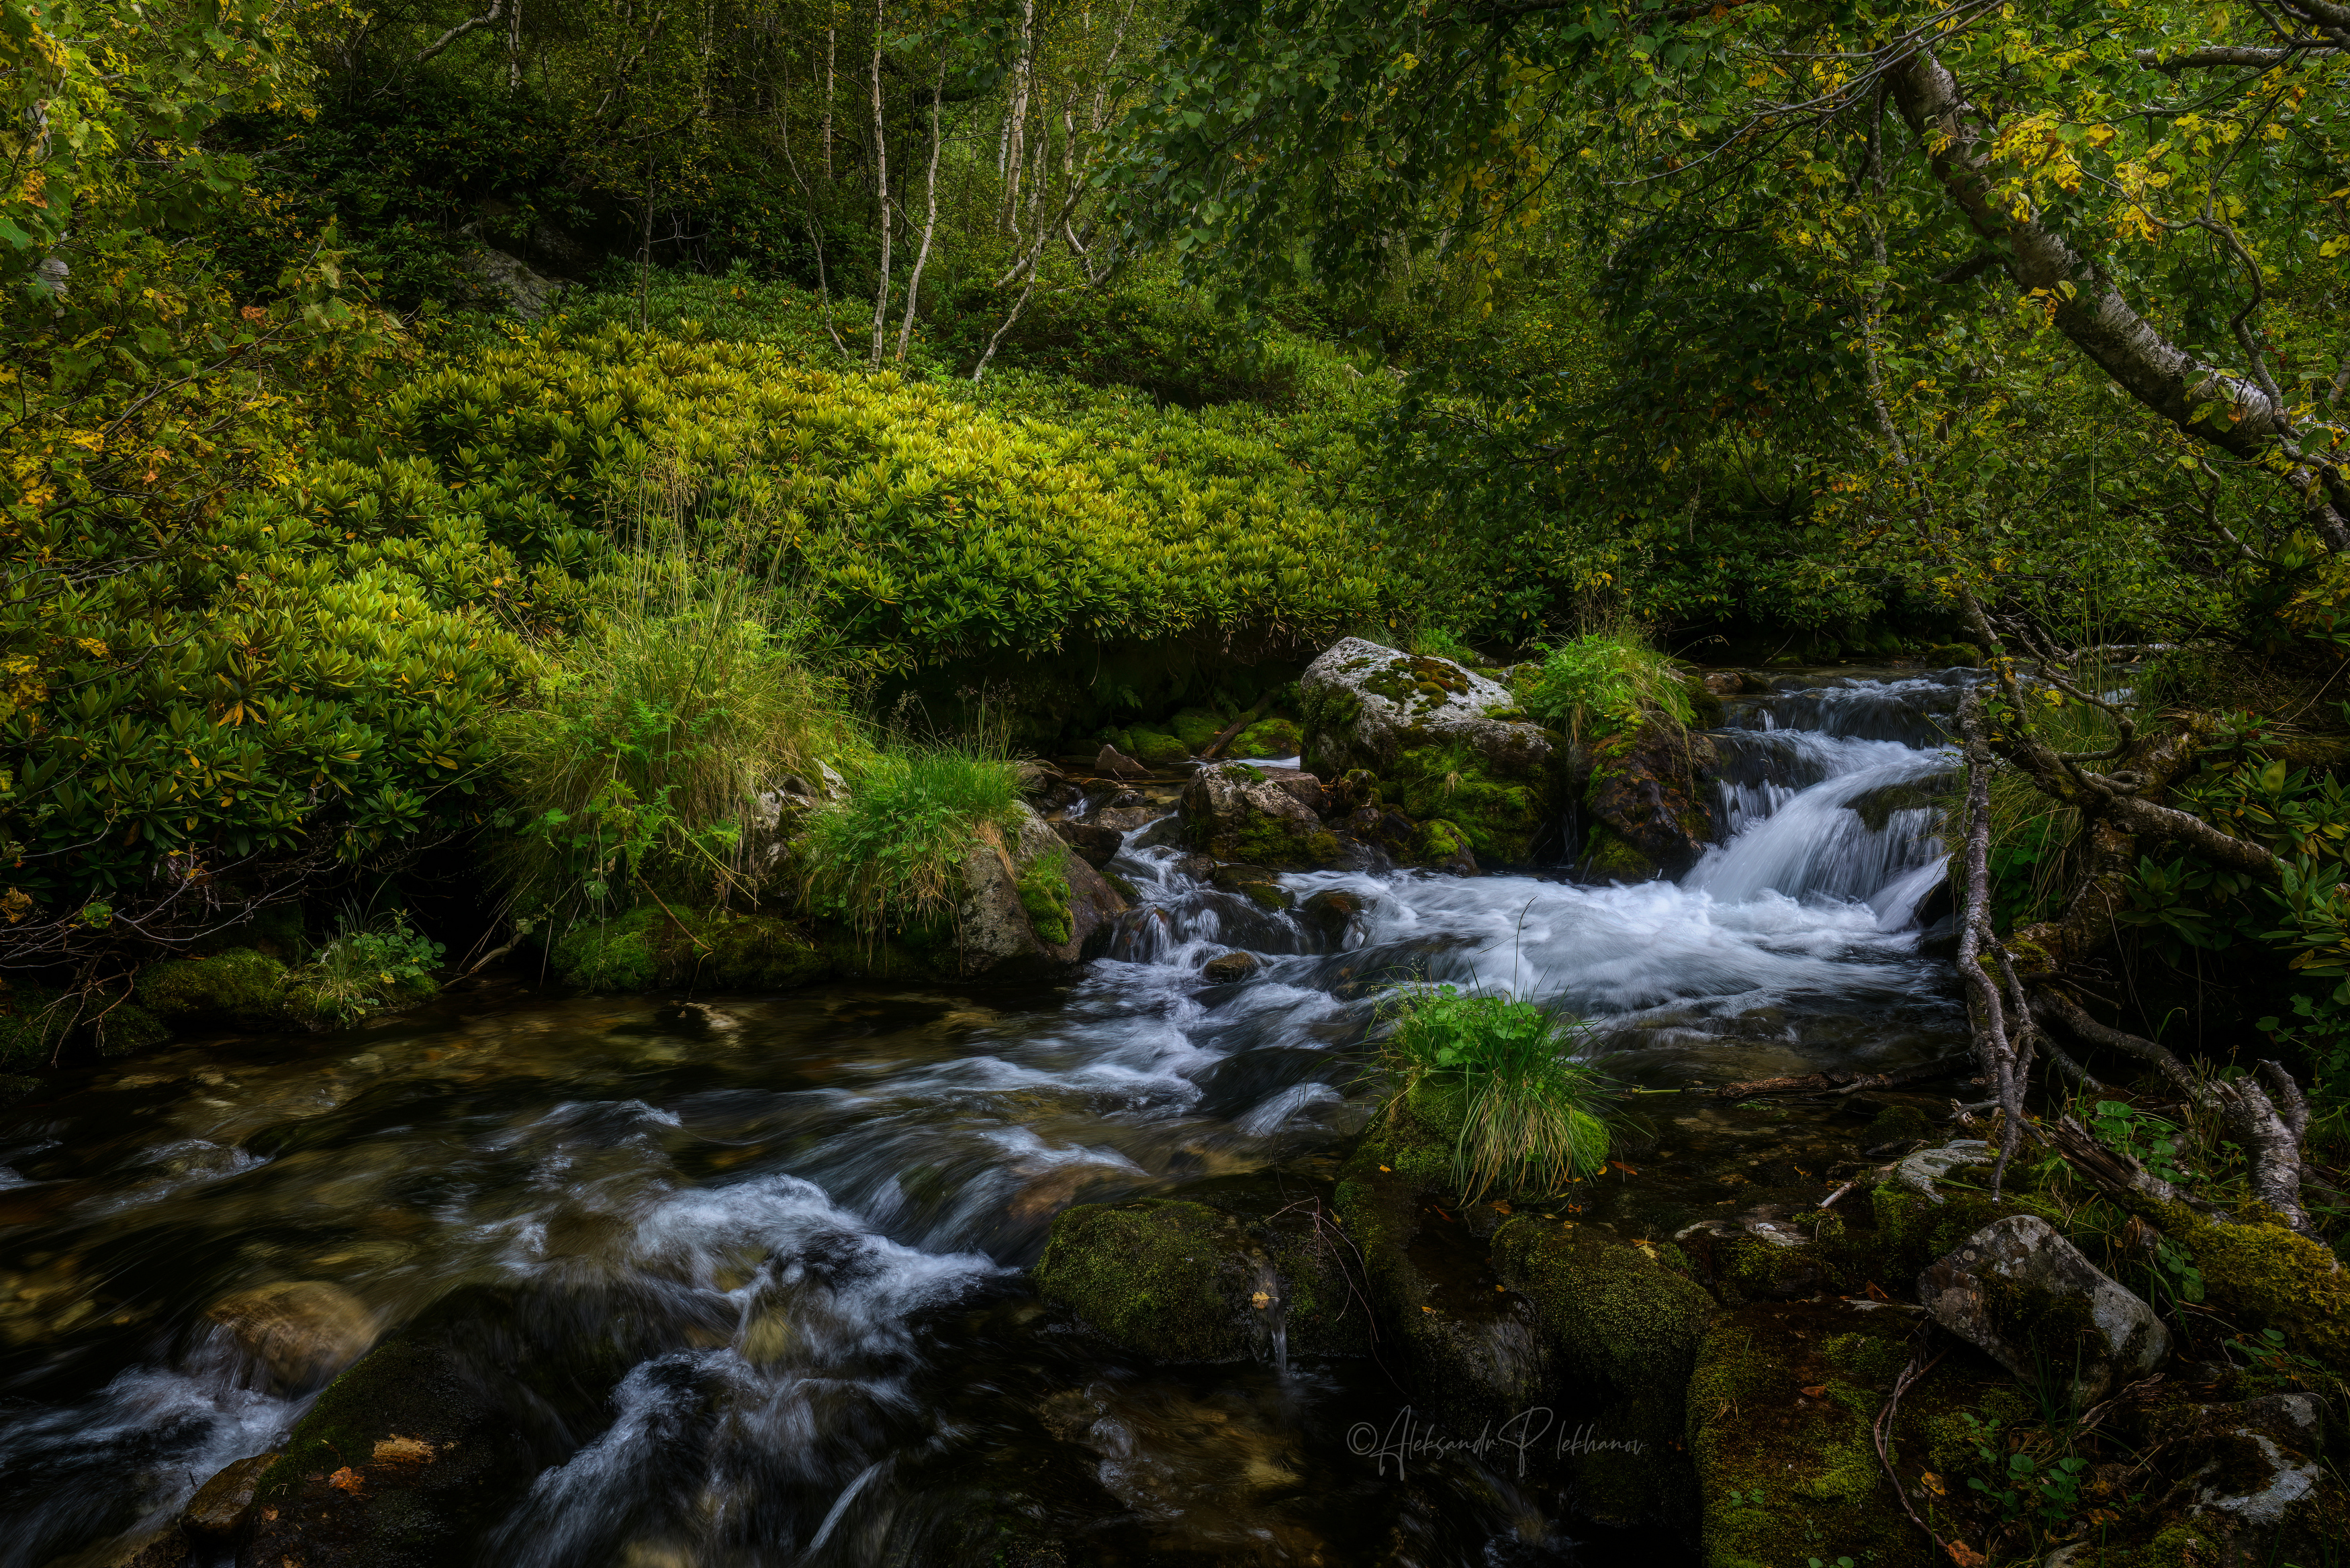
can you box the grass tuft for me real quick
[797,735,1023,947]
[1515,626,1692,744]
[1380,983,1621,1201]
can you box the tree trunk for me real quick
[867,0,891,368]
[896,66,945,362]
[1000,0,1037,234]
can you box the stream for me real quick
[0,669,1971,1568]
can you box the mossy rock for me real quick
[1016,852,1076,946]
[1493,1217,1716,1527]
[245,1324,536,1568]
[1920,642,1982,667]
[0,1072,40,1106]
[1232,715,1303,756]
[1848,780,1947,832]
[1583,822,1659,882]
[549,905,832,993]
[1169,707,1229,751]
[2126,1198,2350,1376]
[1034,1199,1368,1363]
[1384,742,1550,864]
[1862,1103,1940,1148]
[138,948,297,1027]
[1129,730,1190,767]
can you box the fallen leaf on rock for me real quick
[372,1436,434,1466]
[1799,1384,1826,1398]
[1944,1543,1987,1568]
[328,1467,365,1495]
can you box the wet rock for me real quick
[240,1318,537,1568]
[653,1000,741,1034]
[138,949,297,1029]
[1035,1199,1367,1362]
[1209,864,1293,911]
[1015,760,1080,813]
[1918,1214,2169,1404]
[1089,803,1166,834]
[1583,720,1717,875]
[1049,818,1122,868]
[951,804,1128,980]
[1297,889,1366,948]
[183,1452,277,1540]
[1202,951,1260,983]
[1675,1204,1824,1302]
[1180,763,1339,868]
[1492,1218,1715,1526]
[1094,744,1148,780]
[1173,852,1216,881]
[1581,823,1660,882]
[95,1525,191,1567]
[1231,714,1303,757]
[207,1280,378,1390]
[1190,1046,1344,1120]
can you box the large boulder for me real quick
[951,803,1127,980]
[1300,640,1564,863]
[1034,1199,1369,1362]
[1917,1214,2169,1406]
[1179,763,1340,868]
[1583,718,1718,875]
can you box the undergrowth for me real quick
[1515,627,1692,744]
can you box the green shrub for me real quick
[549,907,661,990]
[1380,985,1618,1201]
[297,912,444,1024]
[799,739,1022,944]
[1515,628,1693,744]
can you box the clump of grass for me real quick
[1515,626,1693,744]
[1380,983,1619,1201]
[496,538,860,924]
[300,912,444,1024]
[798,736,1023,946]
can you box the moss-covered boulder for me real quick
[1493,1217,1717,1527]
[1584,720,1717,875]
[951,803,1129,979]
[1232,714,1303,757]
[139,948,297,1028]
[1582,822,1660,882]
[1128,730,1190,767]
[1169,707,1231,752]
[1180,762,1340,868]
[2102,1196,2350,1377]
[1034,1199,1368,1363]
[1301,638,1564,864]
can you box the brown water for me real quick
[0,671,1971,1567]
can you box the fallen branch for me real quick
[1198,694,1276,761]
[1709,1057,1971,1099]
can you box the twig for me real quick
[1873,1341,1973,1565]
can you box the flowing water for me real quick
[0,670,1971,1568]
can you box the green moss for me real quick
[1493,1218,1715,1525]
[1921,643,1982,667]
[1420,818,1471,865]
[1169,707,1228,751]
[2138,1199,2350,1374]
[1687,1304,1931,1568]
[1384,743,1547,863]
[1215,809,1341,871]
[550,905,833,992]
[1016,852,1076,947]
[1862,1104,1938,1147]
[1233,716,1303,756]
[1583,823,1658,881]
[1034,1200,1251,1361]
[1130,730,1189,767]
[138,948,296,1026]
[0,985,77,1064]
[549,908,661,991]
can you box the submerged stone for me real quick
[207,1280,379,1391]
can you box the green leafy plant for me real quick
[300,913,444,1024]
[2088,1099,2193,1187]
[1379,983,1619,1201]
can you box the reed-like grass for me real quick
[796,736,1023,946]
[1380,984,1619,1201]
[1515,625,1693,744]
